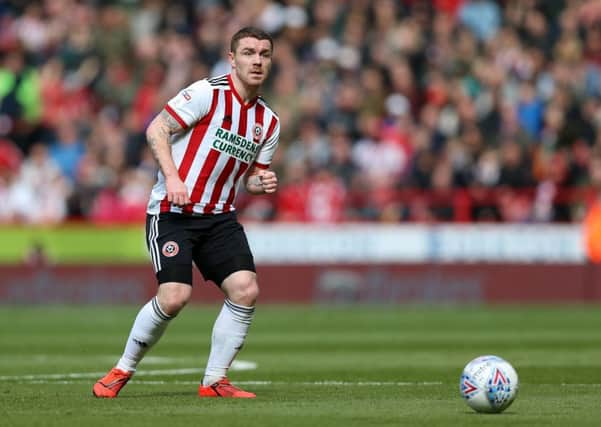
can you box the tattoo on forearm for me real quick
[148,110,184,154]
[147,132,162,161]
[159,110,183,134]
[146,110,184,175]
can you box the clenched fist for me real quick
[257,169,278,193]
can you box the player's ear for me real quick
[228,51,235,68]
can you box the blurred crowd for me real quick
[2,0,601,225]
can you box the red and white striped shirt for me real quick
[147,74,280,215]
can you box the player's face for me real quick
[229,37,273,87]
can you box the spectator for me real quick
[48,117,85,183]
[10,142,69,224]
[458,0,501,41]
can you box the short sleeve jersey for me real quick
[146,74,280,215]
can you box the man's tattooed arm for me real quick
[146,110,185,173]
[147,110,183,154]
[145,109,191,206]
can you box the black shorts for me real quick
[145,212,256,286]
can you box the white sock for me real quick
[116,296,173,372]
[202,299,255,386]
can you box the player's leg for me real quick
[114,282,191,373]
[92,283,191,398]
[198,271,258,398]
[194,213,258,398]
[93,214,193,398]
[201,270,257,388]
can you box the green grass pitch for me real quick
[1,305,600,426]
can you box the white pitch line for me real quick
[8,355,185,365]
[6,379,445,386]
[0,368,203,381]
[4,364,599,389]
[8,378,601,387]
[560,383,601,387]
[0,360,257,381]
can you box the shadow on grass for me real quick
[112,391,194,399]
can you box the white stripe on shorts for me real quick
[148,214,161,272]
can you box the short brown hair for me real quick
[230,27,273,53]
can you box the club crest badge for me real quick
[162,241,180,257]
[253,123,263,142]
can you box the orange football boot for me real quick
[198,378,256,398]
[92,367,133,398]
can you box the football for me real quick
[459,355,519,413]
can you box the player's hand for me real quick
[166,176,191,206]
[258,170,278,193]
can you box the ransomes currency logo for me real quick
[212,128,259,163]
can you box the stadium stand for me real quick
[1,0,601,224]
